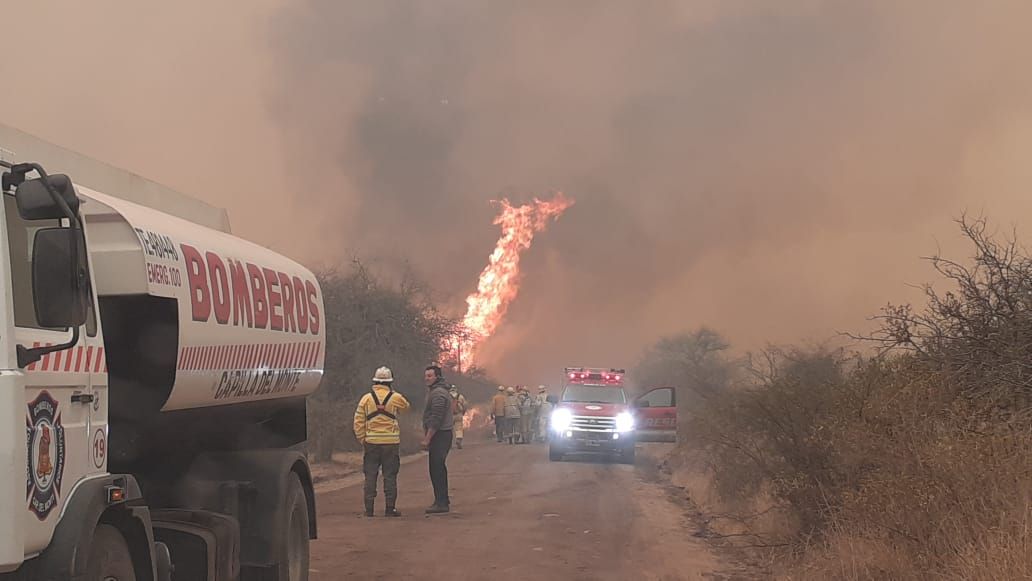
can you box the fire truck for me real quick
[549,367,636,464]
[0,130,323,581]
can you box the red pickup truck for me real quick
[549,368,637,464]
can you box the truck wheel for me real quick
[85,524,136,581]
[278,472,310,581]
[549,445,563,462]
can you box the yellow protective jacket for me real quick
[353,385,411,445]
[491,393,507,418]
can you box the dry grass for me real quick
[674,219,1032,579]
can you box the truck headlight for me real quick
[615,412,635,433]
[551,408,573,432]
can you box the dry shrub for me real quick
[684,347,850,534]
[681,218,1032,579]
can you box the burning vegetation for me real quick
[445,193,574,371]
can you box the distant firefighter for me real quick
[504,387,522,444]
[449,384,468,449]
[517,386,534,444]
[536,386,551,442]
[491,386,507,443]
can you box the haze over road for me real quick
[311,440,756,581]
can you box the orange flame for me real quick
[463,406,491,430]
[447,192,574,371]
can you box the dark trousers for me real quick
[494,416,505,441]
[428,430,453,507]
[363,443,401,509]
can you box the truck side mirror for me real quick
[32,227,87,328]
[14,174,80,220]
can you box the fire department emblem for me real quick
[26,392,66,521]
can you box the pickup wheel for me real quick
[549,445,563,462]
[277,472,311,581]
[85,524,136,581]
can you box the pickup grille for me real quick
[570,415,617,432]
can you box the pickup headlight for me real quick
[551,408,573,431]
[615,412,635,433]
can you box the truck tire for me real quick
[549,445,563,462]
[85,524,136,581]
[277,472,310,581]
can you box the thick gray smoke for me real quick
[269,0,1032,381]
[3,1,1032,384]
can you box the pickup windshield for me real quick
[561,385,627,404]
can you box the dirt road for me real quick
[310,438,757,580]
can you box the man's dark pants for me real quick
[428,430,453,507]
[363,443,401,510]
[494,416,505,442]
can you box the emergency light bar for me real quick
[564,367,626,385]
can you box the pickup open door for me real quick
[634,387,676,442]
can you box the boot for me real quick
[385,506,402,517]
[365,501,375,517]
[456,438,463,450]
[425,504,450,515]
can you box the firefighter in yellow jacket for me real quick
[354,366,411,517]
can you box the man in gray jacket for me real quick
[421,365,454,514]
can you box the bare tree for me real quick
[632,327,735,442]
[860,216,1032,410]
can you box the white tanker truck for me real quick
[0,156,324,581]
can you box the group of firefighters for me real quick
[489,385,555,444]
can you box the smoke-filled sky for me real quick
[3,1,1032,384]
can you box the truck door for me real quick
[634,387,677,441]
[3,195,103,556]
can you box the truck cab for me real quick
[0,158,323,581]
[548,368,636,464]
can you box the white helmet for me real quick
[497,385,506,391]
[372,366,394,383]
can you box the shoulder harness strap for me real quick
[366,389,398,421]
